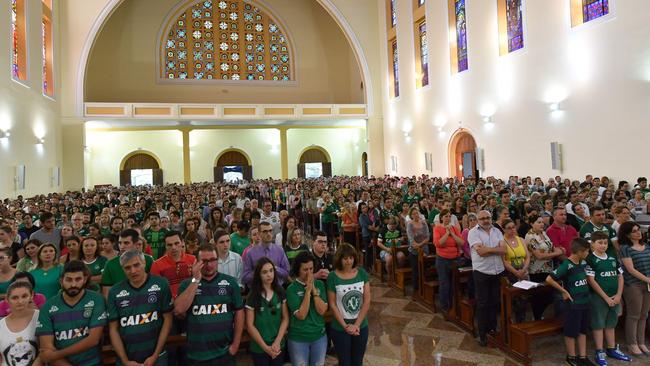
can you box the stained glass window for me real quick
[162,0,292,81]
[11,0,21,80]
[42,20,47,93]
[418,22,428,87]
[583,0,608,22]
[392,40,400,98]
[506,0,523,53]
[390,0,397,28]
[455,0,468,72]
[42,0,54,96]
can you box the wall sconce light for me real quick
[403,131,411,138]
[0,130,10,140]
[549,102,560,111]
[36,137,45,145]
[482,116,493,123]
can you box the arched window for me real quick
[160,0,293,81]
[11,0,27,82]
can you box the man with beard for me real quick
[107,250,173,366]
[36,260,107,366]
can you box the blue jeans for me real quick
[287,335,327,366]
[330,326,369,366]
[436,256,454,312]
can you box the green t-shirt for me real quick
[327,268,369,331]
[378,229,402,249]
[178,273,243,361]
[36,290,107,366]
[402,193,422,206]
[550,258,590,307]
[579,222,617,258]
[322,203,340,224]
[30,265,63,299]
[229,233,250,256]
[585,252,623,297]
[101,255,154,287]
[143,228,169,259]
[245,292,286,354]
[286,280,327,342]
[284,244,309,265]
[84,256,108,292]
[427,209,440,225]
[107,275,173,363]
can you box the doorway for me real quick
[448,129,478,180]
[214,149,252,182]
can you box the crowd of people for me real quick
[0,174,648,366]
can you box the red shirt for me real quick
[546,223,578,256]
[434,225,461,259]
[150,252,196,298]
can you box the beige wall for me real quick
[0,0,63,198]
[84,127,367,186]
[85,130,184,186]
[380,0,650,182]
[84,0,364,104]
[287,128,367,178]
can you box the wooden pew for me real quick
[417,244,437,309]
[489,277,563,366]
[447,264,474,332]
[102,311,334,365]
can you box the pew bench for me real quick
[490,278,562,366]
[447,265,474,332]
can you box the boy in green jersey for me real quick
[107,250,173,366]
[229,220,251,256]
[547,238,596,366]
[585,232,630,365]
[37,261,107,366]
[143,211,168,259]
[377,217,406,281]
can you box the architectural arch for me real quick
[75,0,374,115]
[297,145,331,178]
[448,128,478,180]
[214,148,252,182]
[157,0,296,82]
[119,150,163,186]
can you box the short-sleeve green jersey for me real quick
[245,292,286,354]
[229,233,250,256]
[36,290,107,366]
[585,252,623,297]
[107,275,173,363]
[327,268,370,331]
[579,222,617,258]
[378,229,402,249]
[322,203,340,224]
[550,258,590,307]
[177,272,243,361]
[101,254,154,286]
[30,265,63,299]
[143,228,169,259]
[284,244,308,265]
[427,209,440,225]
[286,280,327,342]
[402,193,422,206]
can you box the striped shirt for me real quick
[218,251,243,287]
[620,244,650,286]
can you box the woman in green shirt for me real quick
[16,239,40,273]
[81,237,107,291]
[327,243,370,366]
[246,257,289,366]
[284,228,309,266]
[0,247,16,299]
[286,251,328,366]
[29,243,63,299]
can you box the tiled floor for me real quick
[236,279,645,365]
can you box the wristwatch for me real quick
[191,277,200,284]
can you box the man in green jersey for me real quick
[37,260,107,366]
[143,212,169,259]
[579,206,618,258]
[102,229,154,297]
[174,244,244,365]
[107,249,173,366]
[547,238,597,366]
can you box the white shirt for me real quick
[218,251,243,287]
[0,310,39,366]
[468,225,505,275]
[565,202,590,217]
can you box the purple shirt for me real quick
[242,242,290,285]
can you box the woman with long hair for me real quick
[276,216,296,248]
[29,243,63,299]
[246,257,289,366]
[618,221,650,356]
[60,235,82,263]
[207,207,227,241]
[100,234,119,260]
[0,247,16,299]
[81,236,107,286]
[0,281,40,366]
[327,243,371,366]
[284,228,309,266]
[16,239,41,272]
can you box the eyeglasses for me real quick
[0,256,7,261]
[201,258,218,264]
[261,229,273,233]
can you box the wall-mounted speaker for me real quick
[475,148,485,172]
[550,142,562,171]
